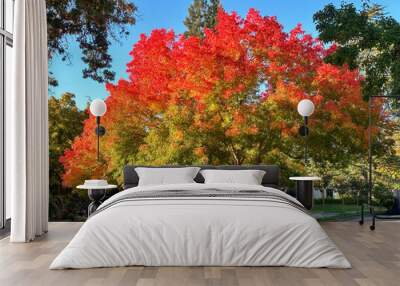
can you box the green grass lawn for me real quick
[311,203,389,221]
[312,204,360,213]
[311,203,360,221]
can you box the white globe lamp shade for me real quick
[90,99,107,117]
[297,99,315,117]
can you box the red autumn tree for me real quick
[61,8,384,187]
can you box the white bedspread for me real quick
[50,183,351,269]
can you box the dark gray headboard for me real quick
[123,165,280,189]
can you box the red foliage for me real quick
[60,8,376,187]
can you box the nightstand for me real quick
[77,183,117,216]
[289,177,321,210]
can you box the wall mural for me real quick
[48,0,400,221]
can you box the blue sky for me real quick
[49,0,400,109]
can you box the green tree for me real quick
[49,93,88,220]
[313,1,400,97]
[61,9,382,189]
[313,2,400,210]
[49,93,87,190]
[46,0,137,85]
[184,0,220,37]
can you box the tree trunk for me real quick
[229,144,241,165]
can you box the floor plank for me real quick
[0,221,399,286]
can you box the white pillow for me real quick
[135,167,200,186]
[200,169,266,185]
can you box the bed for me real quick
[50,165,351,269]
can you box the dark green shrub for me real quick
[372,182,394,209]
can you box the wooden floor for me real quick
[0,221,399,286]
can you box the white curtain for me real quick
[9,0,49,242]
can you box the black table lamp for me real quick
[89,99,107,162]
[297,99,315,165]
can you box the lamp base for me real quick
[299,125,309,136]
[95,125,106,136]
